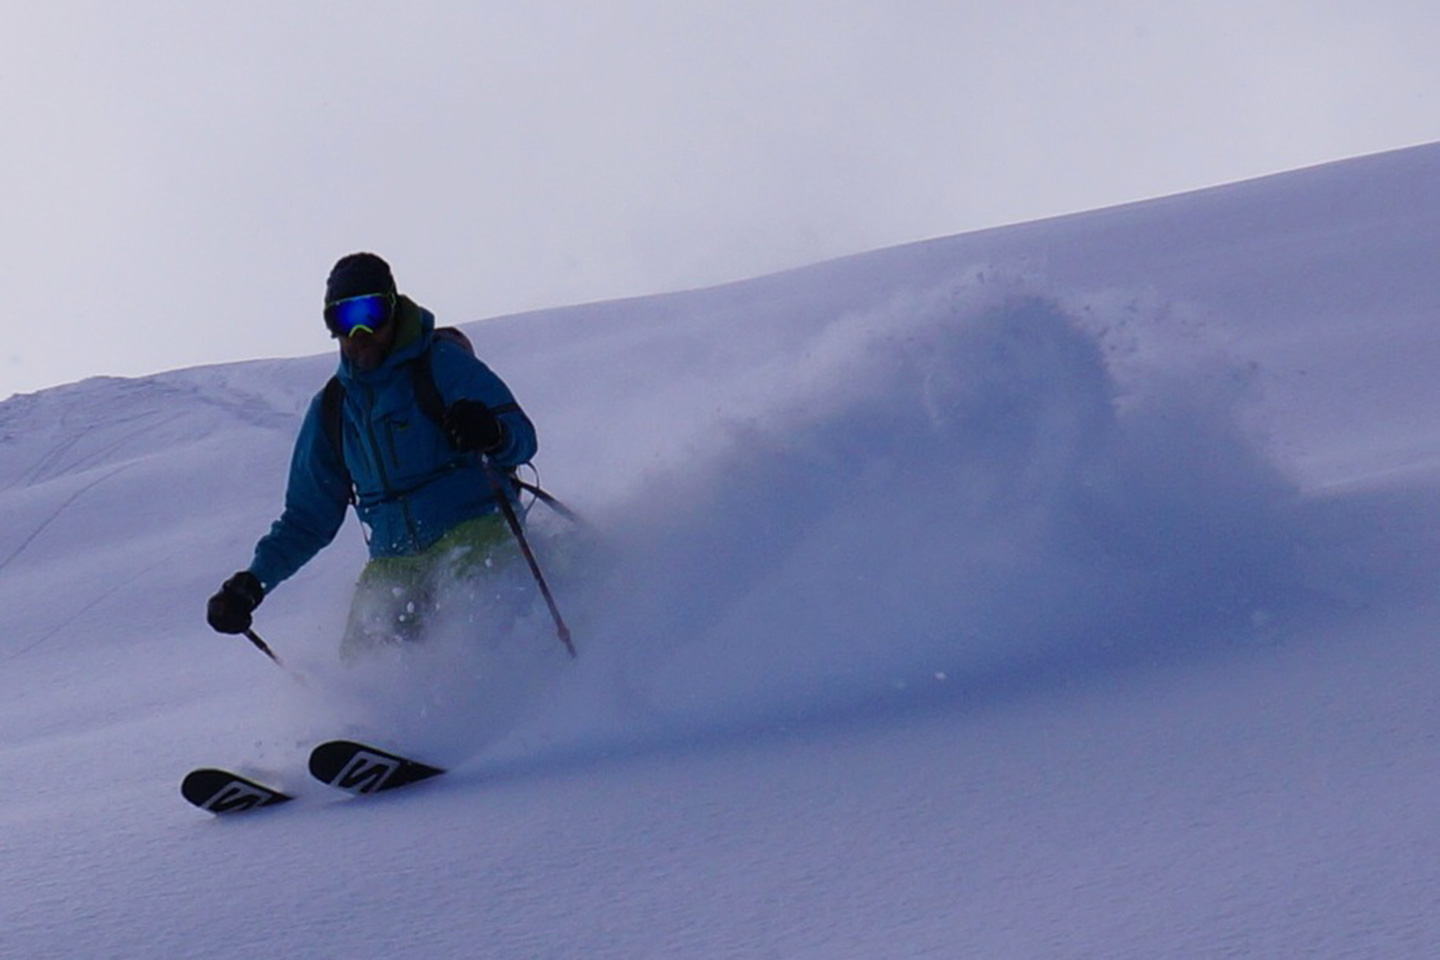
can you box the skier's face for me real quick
[339,318,397,372]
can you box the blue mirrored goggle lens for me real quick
[325,294,393,337]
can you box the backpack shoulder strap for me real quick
[320,375,356,505]
[321,376,345,456]
[409,348,448,429]
[410,327,520,429]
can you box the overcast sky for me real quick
[4,1,1440,399]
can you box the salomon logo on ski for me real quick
[333,749,400,793]
[181,768,292,815]
[308,740,445,795]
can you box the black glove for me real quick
[207,571,264,635]
[442,399,505,453]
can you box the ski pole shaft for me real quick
[243,628,309,686]
[482,460,576,658]
[244,628,283,666]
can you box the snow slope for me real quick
[3,143,1440,959]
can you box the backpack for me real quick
[320,327,575,521]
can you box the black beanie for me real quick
[325,253,396,304]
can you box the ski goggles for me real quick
[324,293,396,338]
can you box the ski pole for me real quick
[243,627,310,687]
[482,459,576,658]
[244,628,284,666]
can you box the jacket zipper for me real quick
[385,419,421,548]
[361,383,422,552]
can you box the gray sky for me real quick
[5,1,1440,399]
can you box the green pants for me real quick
[340,514,521,659]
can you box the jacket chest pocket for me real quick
[380,416,454,478]
[382,418,414,470]
[345,414,413,489]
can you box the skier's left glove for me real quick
[443,400,506,453]
[206,571,264,635]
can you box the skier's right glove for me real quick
[206,571,264,635]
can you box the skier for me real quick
[205,252,539,657]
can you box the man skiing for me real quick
[206,252,538,657]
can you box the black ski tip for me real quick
[308,740,445,795]
[181,768,292,815]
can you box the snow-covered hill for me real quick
[3,143,1440,959]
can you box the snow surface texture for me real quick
[4,143,1440,959]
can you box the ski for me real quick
[182,741,444,813]
[181,768,293,815]
[307,739,446,795]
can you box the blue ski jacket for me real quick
[248,298,537,592]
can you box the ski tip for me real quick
[308,740,445,795]
[181,768,293,815]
